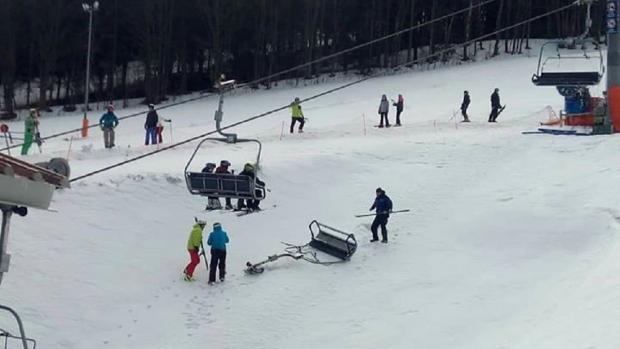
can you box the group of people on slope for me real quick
[201,161,266,212]
[97,103,170,149]
[184,186,394,284]
[377,94,404,128]
[184,220,230,284]
[459,88,504,123]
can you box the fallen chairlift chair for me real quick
[184,78,264,201]
[245,220,357,274]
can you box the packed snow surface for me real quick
[2,52,620,349]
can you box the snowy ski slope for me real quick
[2,51,620,349]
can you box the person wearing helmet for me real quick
[21,109,39,155]
[237,163,265,211]
[99,104,119,148]
[369,187,393,243]
[144,104,159,145]
[207,222,229,284]
[461,91,471,122]
[201,162,222,210]
[290,97,305,134]
[184,219,207,281]
[216,160,234,210]
[489,88,501,123]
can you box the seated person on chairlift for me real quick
[216,160,234,210]
[237,163,265,211]
[201,162,222,210]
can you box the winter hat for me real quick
[107,104,115,111]
[220,160,230,167]
[244,163,254,171]
[294,97,300,102]
[30,108,37,115]
[376,187,384,194]
[148,104,155,109]
[195,219,207,227]
[213,222,222,229]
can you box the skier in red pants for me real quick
[183,219,206,281]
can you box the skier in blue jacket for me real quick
[207,222,229,284]
[99,104,119,148]
[369,187,393,243]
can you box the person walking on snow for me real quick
[216,160,234,210]
[144,104,158,145]
[21,109,39,155]
[392,94,404,126]
[378,95,390,128]
[99,104,119,148]
[207,222,229,284]
[184,219,206,281]
[369,187,393,243]
[290,97,305,133]
[488,88,501,123]
[461,91,471,122]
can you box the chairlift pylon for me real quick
[184,78,265,201]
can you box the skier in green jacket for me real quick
[290,97,305,134]
[183,219,207,281]
[21,109,39,155]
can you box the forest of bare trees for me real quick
[0,0,605,115]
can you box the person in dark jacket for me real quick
[207,222,229,284]
[202,162,222,210]
[369,187,393,243]
[99,104,119,148]
[144,104,158,145]
[488,88,501,123]
[378,95,390,128]
[216,160,234,210]
[461,91,471,122]
[392,94,404,126]
[236,163,265,211]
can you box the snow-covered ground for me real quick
[2,51,620,349]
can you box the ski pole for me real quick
[354,209,411,218]
[200,241,209,271]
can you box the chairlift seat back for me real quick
[308,221,356,260]
[186,172,265,200]
[532,72,601,87]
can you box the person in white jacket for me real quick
[155,106,171,143]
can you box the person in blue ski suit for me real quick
[207,222,229,284]
[369,187,393,243]
[99,104,119,148]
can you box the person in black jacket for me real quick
[392,94,404,126]
[369,187,393,243]
[145,104,159,145]
[488,88,501,123]
[461,91,471,122]
[236,163,266,211]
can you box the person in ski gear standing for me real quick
[216,160,234,210]
[237,163,265,211]
[184,219,206,281]
[392,94,404,126]
[369,187,393,243]
[290,97,305,134]
[488,88,501,123]
[99,104,119,148]
[202,163,222,210]
[461,91,471,122]
[144,104,158,145]
[207,222,229,284]
[21,109,39,155]
[378,95,390,128]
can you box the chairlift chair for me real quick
[308,220,357,260]
[531,39,604,87]
[184,78,264,201]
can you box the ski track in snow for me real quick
[2,51,620,348]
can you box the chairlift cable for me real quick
[70,1,580,183]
